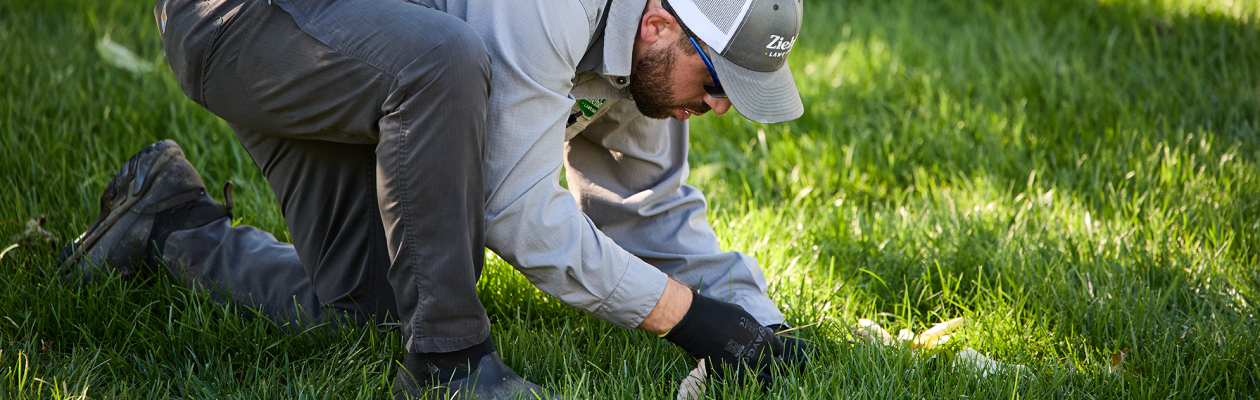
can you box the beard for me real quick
[628,41,711,120]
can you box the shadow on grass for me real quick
[691,0,1258,395]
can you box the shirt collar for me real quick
[598,0,647,79]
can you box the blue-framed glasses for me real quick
[687,36,726,98]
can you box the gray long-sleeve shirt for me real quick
[277,0,785,329]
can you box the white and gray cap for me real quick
[664,0,804,123]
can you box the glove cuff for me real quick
[661,289,709,358]
[663,291,775,359]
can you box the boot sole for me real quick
[61,142,185,272]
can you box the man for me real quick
[60,0,808,397]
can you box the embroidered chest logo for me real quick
[568,99,605,128]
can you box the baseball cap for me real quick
[663,0,804,124]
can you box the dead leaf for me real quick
[0,244,17,261]
[915,317,968,349]
[677,358,707,400]
[853,317,967,348]
[96,36,153,73]
[897,328,915,342]
[953,347,1030,377]
[855,319,895,346]
[7,215,59,246]
[1108,349,1137,375]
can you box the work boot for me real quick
[392,338,555,399]
[58,140,233,282]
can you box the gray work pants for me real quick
[156,0,492,353]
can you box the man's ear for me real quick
[639,7,678,45]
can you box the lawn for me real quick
[2,0,1257,398]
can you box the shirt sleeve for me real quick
[458,0,669,329]
[563,100,786,325]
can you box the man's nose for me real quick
[704,95,732,115]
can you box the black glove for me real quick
[767,324,815,372]
[663,291,786,386]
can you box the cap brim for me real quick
[709,48,803,124]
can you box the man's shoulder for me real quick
[546,0,610,40]
[434,0,608,44]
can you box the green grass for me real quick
[2,0,1258,398]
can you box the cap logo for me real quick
[765,34,795,57]
[766,34,795,50]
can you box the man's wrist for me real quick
[636,278,693,335]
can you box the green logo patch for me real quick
[578,99,605,118]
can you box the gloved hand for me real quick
[663,291,795,386]
[767,323,815,372]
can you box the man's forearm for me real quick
[637,278,693,335]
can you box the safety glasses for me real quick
[686,36,726,98]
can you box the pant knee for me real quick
[427,31,491,91]
[390,20,491,98]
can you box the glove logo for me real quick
[724,340,747,359]
[739,317,759,332]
